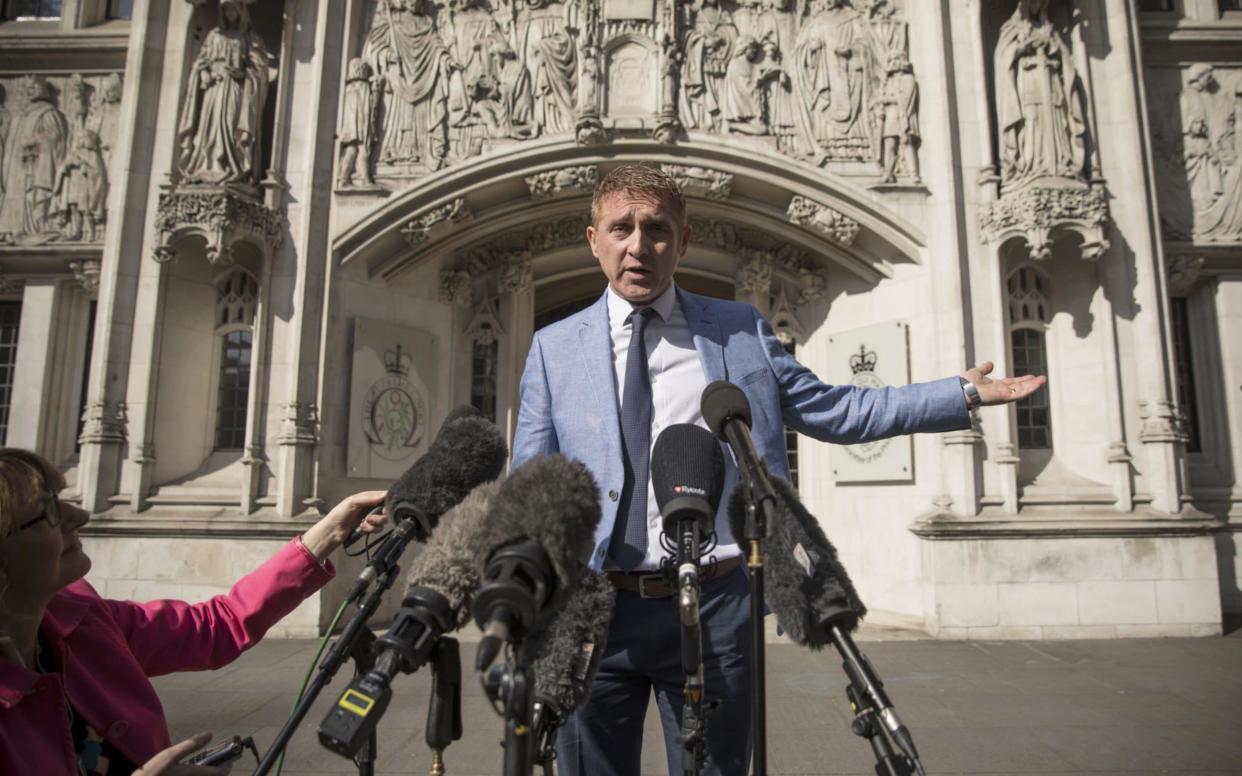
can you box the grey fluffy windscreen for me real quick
[728,476,867,648]
[405,480,500,630]
[384,414,508,530]
[530,569,615,717]
[478,454,602,595]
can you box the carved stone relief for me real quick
[277,401,319,446]
[661,163,732,200]
[79,399,128,445]
[526,164,599,201]
[401,198,472,248]
[0,73,120,247]
[69,259,102,294]
[1165,254,1205,297]
[1149,63,1242,244]
[440,268,474,305]
[787,195,860,246]
[1137,398,1187,445]
[344,0,922,192]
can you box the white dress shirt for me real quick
[605,284,741,571]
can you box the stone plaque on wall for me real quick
[347,318,439,479]
[825,321,912,483]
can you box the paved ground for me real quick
[155,624,1242,776]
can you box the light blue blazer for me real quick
[511,287,970,570]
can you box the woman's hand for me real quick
[133,732,231,775]
[299,491,389,561]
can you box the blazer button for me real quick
[608,489,619,501]
[108,720,129,739]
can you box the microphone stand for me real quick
[833,624,927,776]
[674,518,711,776]
[252,518,423,776]
[425,637,463,776]
[735,480,777,776]
[482,654,535,776]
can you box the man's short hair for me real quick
[591,164,687,227]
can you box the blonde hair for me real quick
[0,449,64,537]
[590,164,687,228]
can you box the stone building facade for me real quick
[0,0,1238,638]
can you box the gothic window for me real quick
[471,327,499,424]
[1169,297,1201,453]
[0,302,20,445]
[214,270,258,451]
[74,301,97,452]
[1007,266,1052,450]
[7,0,61,19]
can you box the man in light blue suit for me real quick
[511,166,1045,776]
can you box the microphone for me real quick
[342,405,491,550]
[319,481,498,758]
[472,454,602,671]
[729,477,926,775]
[700,381,778,524]
[348,411,508,600]
[652,423,725,543]
[529,568,615,729]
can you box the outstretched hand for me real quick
[961,361,1046,406]
[300,490,388,562]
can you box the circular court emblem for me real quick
[361,345,427,460]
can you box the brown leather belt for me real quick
[606,556,743,598]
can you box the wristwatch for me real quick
[960,376,982,410]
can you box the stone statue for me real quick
[0,84,9,207]
[515,0,579,136]
[993,0,1088,189]
[879,51,918,183]
[338,58,375,187]
[790,0,873,163]
[486,40,536,138]
[55,128,107,242]
[92,73,123,170]
[364,0,458,168]
[756,0,796,149]
[176,0,270,186]
[0,75,69,244]
[681,0,738,132]
[723,36,778,135]
[445,0,510,155]
[1178,65,1242,240]
[64,74,91,138]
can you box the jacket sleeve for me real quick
[757,308,970,443]
[510,331,560,471]
[104,538,334,677]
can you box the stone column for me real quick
[78,1,178,512]
[270,0,350,517]
[498,253,534,445]
[1095,0,1185,515]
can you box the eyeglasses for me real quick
[12,494,62,534]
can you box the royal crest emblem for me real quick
[360,344,427,460]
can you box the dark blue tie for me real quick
[611,308,656,571]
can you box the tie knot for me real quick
[629,307,656,332]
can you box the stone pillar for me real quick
[79,1,177,512]
[498,253,534,445]
[270,0,350,517]
[1094,0,1186,515]
[6,279,68,452]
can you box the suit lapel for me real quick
[679,288,727,384]
[578,292,622,443]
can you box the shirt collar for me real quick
[605,282,678,328]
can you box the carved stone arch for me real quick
[334,141,930,288]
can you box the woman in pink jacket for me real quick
[0,448,388,774]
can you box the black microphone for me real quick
[319,481,498,758]
[342,405,490,550]
[472,454,602,671]
[700,381,778,519]
[652,423,725,542]
[529,568,615,731]
[728,478,926,775]
[348,412,508,600]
